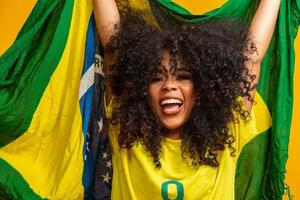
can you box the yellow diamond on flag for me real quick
[173,0,228,15]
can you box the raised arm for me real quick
[93,0,120,47]
[244,0,281,112]
[93,0,120,105]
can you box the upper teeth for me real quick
[160,99,183,106]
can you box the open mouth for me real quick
[160,98,183,115]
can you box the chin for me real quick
[160,119,185,130]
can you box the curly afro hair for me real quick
[106,10,255,168]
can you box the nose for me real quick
[162,79,178,92]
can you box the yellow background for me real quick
[0,0,299,199]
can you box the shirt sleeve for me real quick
[228,90,272,157]
[228,108,258,156]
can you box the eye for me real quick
[176,72,193,81]
[150,75,164,83]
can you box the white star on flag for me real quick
[106,160,112,169]
[101,173,111,183]
[102,152,109,160]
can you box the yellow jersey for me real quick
[105,99,258,200]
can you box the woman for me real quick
[93,0,281,199]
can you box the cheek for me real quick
[186,85,196,107]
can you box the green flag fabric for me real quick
[0,0,96,198]
[0,0,72,147]
[151,0,300,199]
[1,0,299,199]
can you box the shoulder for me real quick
[228,92,272,156]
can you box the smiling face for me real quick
[148,51,196,139]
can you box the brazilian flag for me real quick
[0,0,97,199]
[0,0,299,199]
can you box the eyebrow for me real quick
[157,64,190,73]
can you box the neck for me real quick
[166,129,182,140]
